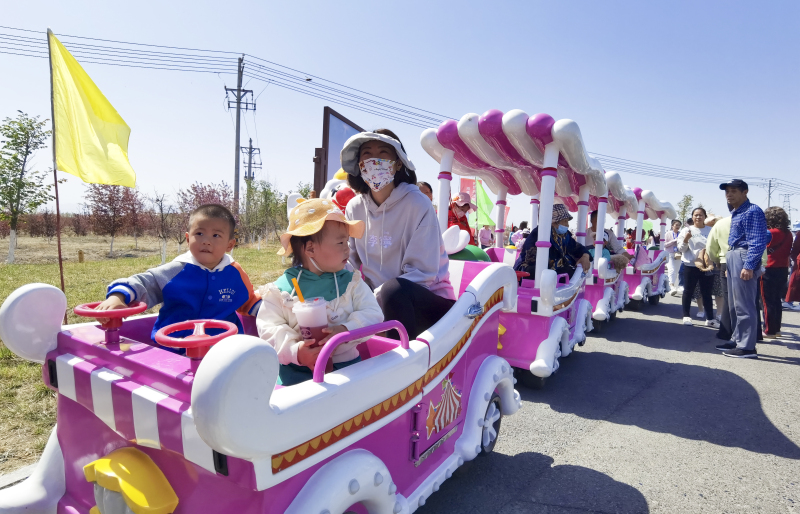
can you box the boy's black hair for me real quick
[189,204,236,239]
[347,128,418,195]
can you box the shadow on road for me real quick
[418,451,649,514]
[521,351,800,460]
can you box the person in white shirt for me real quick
[663,220,683,295]
[677,208,717,327]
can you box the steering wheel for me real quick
[155,320,237,359]
[73,301,148,343]
[515,271,530,280]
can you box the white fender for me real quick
[192,334,429,460]
[537,269,557,316]
[592,286,616,321]
[631,276,652,301]
[0,284,65,363]
[529,317,569,378]
[285,450,403,514]
[565,299,592,355]
[454,355,520,461]
[656,272,670,296]
[616,281,630,310]
[0,426,64,513]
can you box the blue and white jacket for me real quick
[107,252,262,345]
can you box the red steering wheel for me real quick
[73,301,148,343]
[515,271,530,280]
[155,320,238,359]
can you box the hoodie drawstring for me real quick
[290,269,304,298]
[364,201,370,268]
[380,202,386,270]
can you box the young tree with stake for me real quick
[0,113,53,263]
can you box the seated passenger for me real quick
[256,199,383,386]
[514,204,591,277]
[341,129,455,340]
[94,204,261,353]
[587,210,634,271]
[447,192,477,246]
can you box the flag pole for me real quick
[47,29,67,305]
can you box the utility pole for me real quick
[241,138,261,239]
[242,138,261,182]
[783,194,794,227]
[767,178,773,207]
[225,56,254,216]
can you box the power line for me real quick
[2,24,796,193]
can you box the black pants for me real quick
[682,266,714,320]
[761,267,789,335]
[379,278,456,340]
[717,263,733,340]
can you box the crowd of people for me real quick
[93,128,796,383]
[658,179,799,358]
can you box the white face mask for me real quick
[359,158,395,193]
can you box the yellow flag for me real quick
[48,30,136,187]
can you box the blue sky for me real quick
[2,0,798,227]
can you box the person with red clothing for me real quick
[448,192,477,246]
[761,206,792,337]
[785,230,800,308]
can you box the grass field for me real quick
[0,234,288,474]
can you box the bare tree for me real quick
[42,208,56,241]
[123,187,146,249]
[70,207,90,237]
[148,191,173,264]
[175,182,237,251]
[86,184,128,256]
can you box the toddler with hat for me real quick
[256,198,383,386]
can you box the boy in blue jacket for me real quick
[94,204,261,351]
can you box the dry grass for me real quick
[0,234,288,474]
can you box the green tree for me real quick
[676,194,694,225]
[292,181,313,199]
[0,112,53,263]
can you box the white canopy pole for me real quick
[535,143,559,285]
[576,184,590,245]
[437,149,455,234]
[659,213,668,250]
[594,196,608,271]
[494,186,508,248]
[616,206,627,244]
[635,198,646,246]
[529,195,539,230]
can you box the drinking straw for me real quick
[291,277,305,303]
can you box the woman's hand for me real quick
[577,253,591,271]
[316,325,348,347]
[297,339,323,370]
[93,293,128,324]
[683,230,692,243]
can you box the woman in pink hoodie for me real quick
[341,129,455,340]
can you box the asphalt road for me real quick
[420,294,800,513]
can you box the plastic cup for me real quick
[293,297,329,347]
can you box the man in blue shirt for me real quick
[716,179,770,358]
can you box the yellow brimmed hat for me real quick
[278,198,364,256]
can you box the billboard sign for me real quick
[314,107,364,194]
